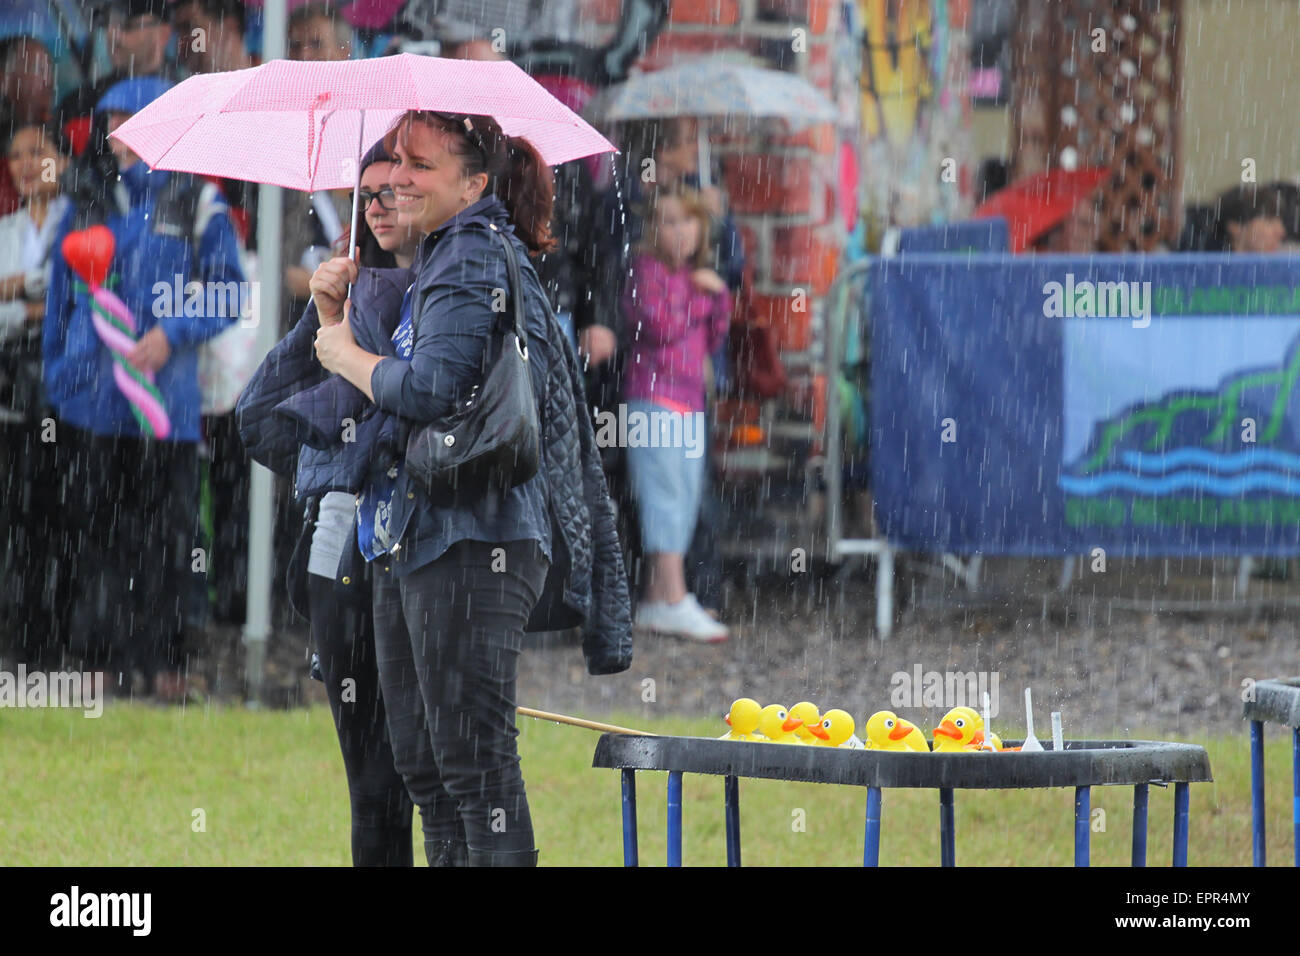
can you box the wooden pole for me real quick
[517,706,655,737]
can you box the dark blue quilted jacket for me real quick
[236,267,411,498]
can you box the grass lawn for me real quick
[0,704,1293,866]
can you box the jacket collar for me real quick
[416,193,510,258]
[118,160,170,205]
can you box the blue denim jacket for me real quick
[367,194,553,577]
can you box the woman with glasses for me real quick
[239,142,421,865]
[310,110,632,866]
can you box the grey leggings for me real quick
[370,538,549,855]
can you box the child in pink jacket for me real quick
[621,184,732,642]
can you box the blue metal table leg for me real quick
[1074,786,1090,866]
[1293,727,1299,867]
[1173,782,1190,867]
[939,788,955,867]
[620,768,638,867]
[1251,720,1266,867]
[863,787,882,867]
[1131,784,1148,867]
[723,775,741,867]
[667,771,683,867]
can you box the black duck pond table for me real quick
[592,734,1212,866]
[1242,677,1300,866]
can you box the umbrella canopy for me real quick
[585,59,837,126]
[974,167,1108,253]
[110,53,618,193]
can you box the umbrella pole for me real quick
[697,121,711,190]
[346,109,365,299]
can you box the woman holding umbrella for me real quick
[312,109,617,866]
[238,140,423,866]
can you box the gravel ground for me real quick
[509,558,1300,738]
[59,553,1287,740]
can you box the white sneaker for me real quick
[681,592,721,621]
[634,594,729,642]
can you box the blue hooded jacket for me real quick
[43,161,245,442]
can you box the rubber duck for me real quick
[864,711,930,752]
[932,706,1010,752]
[756,703,805,744]
[719,697,763,741]
[788,701,822,745]
[813,709,865,748]
[932,706,984,751]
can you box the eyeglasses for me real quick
[356,186,395,211]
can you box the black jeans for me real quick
[371,538,549,857]
[57,423,197,677]
[307,572,414,866]
[0,417,66,662]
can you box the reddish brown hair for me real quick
[385,111,557,256]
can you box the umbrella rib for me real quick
[148,63,291,174]
[144,111,213,173]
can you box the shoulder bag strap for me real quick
[409,224,529,373]
[483,225,529,375]
[491,224,528,349]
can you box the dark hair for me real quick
[3,119,71,159]
[60,109,126,227]
[386,111,557,256]
[112,0,171,24]
[1218,183,1287,226]
[1215,183,1288,250]
[0,33,51,69]
[169,0,247,35]
[288,1,352,49]
[613,117,693,185]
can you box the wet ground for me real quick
[47,552,1292,739]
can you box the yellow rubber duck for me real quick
[719,698,763,741]
[813,709,865,748]
[932,706,1009,752]
[864,711,930,752]
[756,703,805,745]
[788,701,822,745]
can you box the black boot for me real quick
[425,840,470,866]
[466,848,539,867]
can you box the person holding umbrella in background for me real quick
[586,115,744,626]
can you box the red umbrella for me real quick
[974,167,1108,252]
